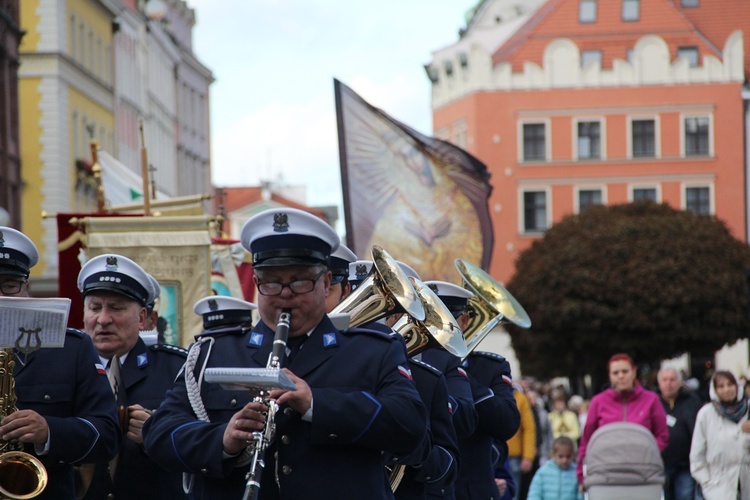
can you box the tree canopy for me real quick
[505,202,750,383]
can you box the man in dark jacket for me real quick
[657,367,703,500]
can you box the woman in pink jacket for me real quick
[576,353,669,485]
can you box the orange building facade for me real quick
[429,0,749,284]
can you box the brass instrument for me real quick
[454,259,531,358]
[332,245,425,326]
[392,278,468,358]
[0,348,47,499]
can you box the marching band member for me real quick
[427,280,520,500]
[143,208,428,499]
[78,254,187,500]
[0,227,120,500]
[421,282,479,499]
[325,243,357,312]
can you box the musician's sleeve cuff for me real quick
[301,400,313,422]
[34,434,50,456]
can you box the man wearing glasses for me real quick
[144,207,428,499]
[0,227,120,499]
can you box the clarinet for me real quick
[242,309,291,500]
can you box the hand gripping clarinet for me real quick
[241,309,291,500]
[202,310,297,499]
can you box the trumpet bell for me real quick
[332,246,425,327]
[393,278,468,358]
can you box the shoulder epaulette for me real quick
[409,358,443,377]
[65,328,86,338]
[342,327,396,342]
[150,343,188,357]
[194,325,250,340]
[472,351,508,363]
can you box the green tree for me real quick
[506,202,750,385]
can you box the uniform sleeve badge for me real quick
[398,365,413,380]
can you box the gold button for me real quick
[282,465,292,475]
[44,395,51,401]
[230,399,237,407]
[281,435,291,445]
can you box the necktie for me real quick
[286,335,307,364]
[107,357,127,481]
[107,357,126,407]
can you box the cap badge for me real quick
[105,256,118,271]
[208,298,218,311]
[272,213,289,233]
[355,264,368,279]
[427,283,439,294]
[0,231,4,247]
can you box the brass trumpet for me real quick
[454,259,531,359]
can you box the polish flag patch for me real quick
[398,366,413,380]
[502,375,512,385]
[95,363,107,376]
[457,367,469,379]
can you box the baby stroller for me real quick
[583,422,665,499]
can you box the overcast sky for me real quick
[188,1,477,208]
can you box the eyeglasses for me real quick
[0,280,27,295]
[256,270,326,296]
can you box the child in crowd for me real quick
[527,436,582,500]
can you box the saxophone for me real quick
[0,347,48,499]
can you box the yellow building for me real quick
[19,0,119,292]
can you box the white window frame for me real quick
[574,185,607,214]
[518,119,551,163]
[519,186,552,234]
[627,115,661,159]
[680,113,713,158]
[573,117,606,160]
[627,184,662,203]
[681,183,714,215]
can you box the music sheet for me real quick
[0,297,70,349]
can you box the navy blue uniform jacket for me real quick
[394,359,459,500]
[421,349,478,500]
[83,337,188,500]
[454,352,520,500]
[143,315,429,499]
[14,329,120,500]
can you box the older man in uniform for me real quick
[427,280,520,500]
[143,207,428,499]
[0,227,120,500]
[77,253,187,500]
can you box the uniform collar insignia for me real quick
[273,213,289,232]
[105,255,118,271]
[249,332,264,346]
[137,352,148,367]
[323,332,337,347]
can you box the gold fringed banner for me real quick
[84,216,213,347]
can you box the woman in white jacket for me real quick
[690,370,750,500]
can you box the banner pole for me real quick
[139,121,152,216]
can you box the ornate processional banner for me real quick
[334,79,494,282]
